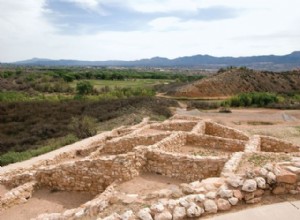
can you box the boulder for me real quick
[151,203,165,213]
[103,213,121,220]
[228,197,238,206]
[194,194,205,203]
[272,186,286,195]
[121,210,135,220]
[233,190,243,200]
[255,177,266,189]
[267,172,276,184]
[178,198,190,208]
[226,175,243,188]
[172,206,186,220]
[186,203,203,218]
[167,199,178,210]
[204,199,218,213]
[275,168,297,184]
[259,168,268,177]
[154,211,172,220]
[206,191,217,199]
[254,189,264,197]
[138,208,153,220]
[217,199,231,211]
[218,188,233,198]
[242,179,257,192]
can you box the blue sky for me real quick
[0,0,300,62]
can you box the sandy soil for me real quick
[171,145,232,157]
[0,188,94,220]
[116,173,183,196]
[176,108,300,145]
[0,185,10,196]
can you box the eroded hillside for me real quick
[168,69,300,98]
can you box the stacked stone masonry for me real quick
[0,114,299,220]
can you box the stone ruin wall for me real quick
[1,115,300,220]
[98,133,169,155]
[36,151,146,194]
[150,121,197,132]
[145,149,228,182]
[205,121,249,141]
[260,136,300,153]
[155,132,187,152]
[186,134,246,152]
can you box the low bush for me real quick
[0,97,177,156]
[223,92,280,107]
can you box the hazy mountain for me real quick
[12,51,300,71]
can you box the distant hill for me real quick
[12,51,300,71]
[166,68,300,98]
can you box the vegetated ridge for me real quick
[9,51,300,71]
[166,68,300,98]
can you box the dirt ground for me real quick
[116,173,183,196]
[176,108,300,145]
[0,188,94,220]
[173,144,232,157]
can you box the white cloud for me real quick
[0,0,300,62]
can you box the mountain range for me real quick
[9,51,300,71]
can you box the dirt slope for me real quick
[169,69,300,98]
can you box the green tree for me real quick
[76,81,93,95]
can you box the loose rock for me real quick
[242,179,257,192]
[138,208,153,220]
[154,211,172,220]
[186,203,203,218]
[204,199,218,213]
[173,206,186,220]
[217,199,231,211]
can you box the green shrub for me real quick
[223,92,279,107]
[76,81,94,95]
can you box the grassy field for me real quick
[70,79,174,89]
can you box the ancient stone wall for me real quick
[98,133,169,155]
[0,181,37,211]
[187,134,246,152]
[260,136,300,152]
[36,152,146,194]
[191,121,206,134]
[150,121,197,132]
[205,121,249,141]
[155,132,187,152]
[145,149,228,182]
